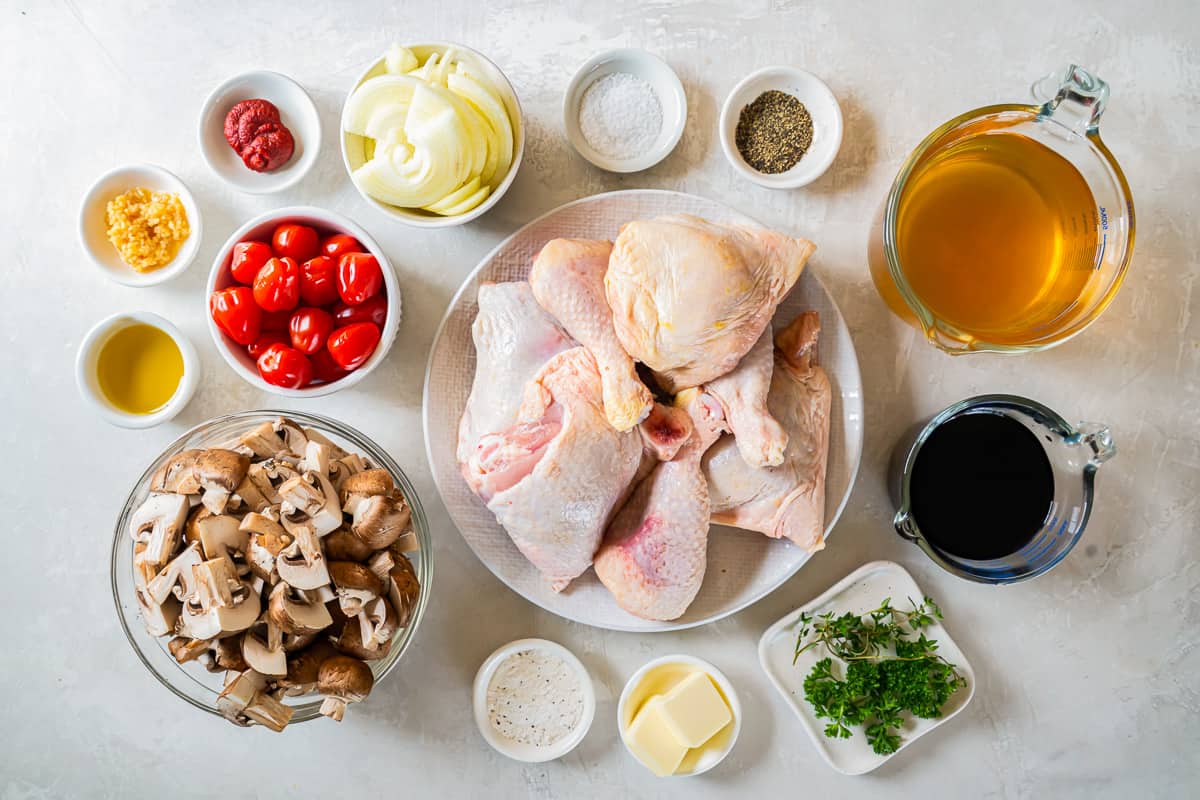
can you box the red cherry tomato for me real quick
[321,233,363,261]
[247,330,289,358]
[271,223,319,261]
[253,257,301,312]
[260,308,292,332]
[299,256,340,306]
[327,322,381,370]
[332,294,388,328]
[209,286,262,346]
[288,307,335,355]
[337,252,383,306]
[230,241,273,285]
[256,343,312,389]
[309,348,349,384]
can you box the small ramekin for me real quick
[340,43,525,228]
[472,638,595,762]
[79,164,203,287]
[198,70,322,194]
[618,654,742,777]
[205,206,402,398]
[563,49,687,173]
[719,66,843,189]
[75,311,201,428]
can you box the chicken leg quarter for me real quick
[705,327,788,467]
[605,214,815,392]
[593,389,727,621]
[464,347,641,591]
[703,312,832,552]
[530,238,653,431]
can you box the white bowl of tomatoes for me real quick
[206,206,400,396]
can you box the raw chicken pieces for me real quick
[464,347,641,591]
[705,328,788,467]
[530,238,653,431]
[457,282,575,465]
[703,312,831,552]
[605,215,815,392]
[593,389,728,621]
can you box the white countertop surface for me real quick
[2,1,1197,797]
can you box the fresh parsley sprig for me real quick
[793,596,966,755]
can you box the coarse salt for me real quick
[578,72,663,161]
[486,649,585,747]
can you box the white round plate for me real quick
[423,190,864,632]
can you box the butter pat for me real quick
[658,672,732,748]
[625,696,688,777]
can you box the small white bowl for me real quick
[198,70,321,194]
[563,49,687,173]
[617,655,742,777]
[340,43,525,228]
[79,164,202,287]
[205,206,401,397]
[76,311,201,428]
[719,66,843,189]
[472,638,595,763]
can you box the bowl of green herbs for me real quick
[758,561,975,775]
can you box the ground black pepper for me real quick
[735,90,814,174]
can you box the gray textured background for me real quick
[1,1,1196,797]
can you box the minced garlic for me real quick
[105,188,190,272]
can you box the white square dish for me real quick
[758,560,975,775]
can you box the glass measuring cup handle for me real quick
[893,510,920,542]
[1070,422,1117,467]
[1031,65,1110,137]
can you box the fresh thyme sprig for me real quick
[793,596,966,755]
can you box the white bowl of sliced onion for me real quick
[340,43,525,228]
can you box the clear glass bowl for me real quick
[110,410,432,726]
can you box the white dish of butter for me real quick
[473,638,595,762]
[618,655,742,777]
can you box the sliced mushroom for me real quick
[276,516,330,589]
[245,462,283,507]
[299,441,333,475]
[350,494,411,550]
[241,510,292,581]
[358,596,399,650]
[130,493,190,568]
[189,511,249,573]
[242,690,294,732]
[339,468,394,514]
[242,621,287,678]
[328,562,383,616]
[329,453,368,492]
[331,613,386,660]
[151,449,250,514]
[136,587,180,637]
[239,422,286,458]
[317,656,374,721]
[216,669,266,725]
[278,472,341,536]
[303,428,348,459]
[168,636,211,664]
[324,527,374,562]
[177,564,259,640]
[388,552,420,628]
[232,475,272,513]
[366,549,394,582]
[214,634,249,672]
[268,583,333,635]
[279,639,338,696]
[283,632,317,652]
[145,542,204,604]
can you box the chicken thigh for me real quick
[464,347,641,591]
[605,215,815,392]
[705,327,788,468]
[593,389,727,621]
[703,312,831,552]
[457,281,574,465]
[530,238,653,431]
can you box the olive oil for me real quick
[909,412,1054,561]
[895,130,1098,344]
[97,324,183,415]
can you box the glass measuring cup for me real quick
[868,66,1135,353]
[889,395,1116,583]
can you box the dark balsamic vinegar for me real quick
[909,412,1054,560]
